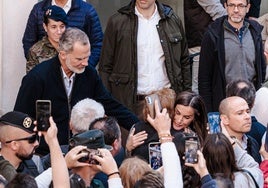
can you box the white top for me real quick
[135,5,170,95]
[161,142,183,188]
[251,87,268,127]
[35,168,52,188]
[108,177,123,188]
[52,0,72,13]
[61,67,75,98]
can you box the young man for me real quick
[199,0,266,112]
[98,0,191,119]
[0,111,40,179]
[27,5,67,73]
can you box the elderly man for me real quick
[0,111,40,180]
[14,28,139,156]
[219,96,262,163]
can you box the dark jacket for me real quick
[247,135,262,164]
[184,0,213,48]
[14,56,139,155]
[246,116,266,147]
[199,16,266,112]
[98,0,191,111]
[22,0,103,67]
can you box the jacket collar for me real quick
[41,0,81,11]
[118,0,173,19]
[208,15,263,38]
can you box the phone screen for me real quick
[207,112,221,134]
[185,136,199,164]
[145,94,162,119]
[36,100,51,131]
[148,142,162,170]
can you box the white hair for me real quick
[70,98,105,133]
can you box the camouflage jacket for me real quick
[26,36,58,73]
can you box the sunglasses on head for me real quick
[5,133,40,144]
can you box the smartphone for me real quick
[78,148,102,165]
[207,112,221,134]
[145,94,162,119]
[36,100,51,131]
[185,136,199,164]
[148,142,162,170]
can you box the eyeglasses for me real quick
[227,3,248,10]
[5,134,40,144]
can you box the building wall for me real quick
[0,0,267,115]
[0,0,37,115]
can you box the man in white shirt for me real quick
[99,0,191,120]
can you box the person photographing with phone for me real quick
[67,129,123,188]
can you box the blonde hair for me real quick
[119,157,152,188]
[143,88,176,121]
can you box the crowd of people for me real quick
[1,0,268,187]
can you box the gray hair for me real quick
[58,27,90,53]
[70,98,105,133]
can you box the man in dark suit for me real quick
[14,27,139,156]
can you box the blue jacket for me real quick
[22,0,103,67]
[14,56,139,155]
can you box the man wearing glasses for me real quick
[198,0,266,113]
[0,111,40,180]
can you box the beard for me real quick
[229,14,244,24]
[66,57,85,74]
[16,150,35,161]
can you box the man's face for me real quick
[15,133,39,161]
[44,19,66,44]
[225,0,250,26]
[135,0,156,12]
[65,42,90,74]
[224,98,251,136]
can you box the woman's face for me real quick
[173,104,195,131]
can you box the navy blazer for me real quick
[14,56,139,155]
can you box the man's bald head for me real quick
[219,96,248,116]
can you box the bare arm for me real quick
[42,117,70,188]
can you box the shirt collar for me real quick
[52,0,72,13]
[61,66,75,80]
[224,18,249,34]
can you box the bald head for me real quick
[219,96,248,116]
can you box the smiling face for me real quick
[225,0,250,28]
[43,19,66,46]
[172,104,195,131]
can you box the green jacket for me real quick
[99,0,191,111]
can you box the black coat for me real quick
[14,56,139,155]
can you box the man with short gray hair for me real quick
[14,27,139,156]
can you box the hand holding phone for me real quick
[78,148,102,165]
[36,100,51,131]
[185,136,199,164]
[148,142,162,170]
[145,94,162,119]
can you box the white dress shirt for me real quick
[135,5,170,95]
